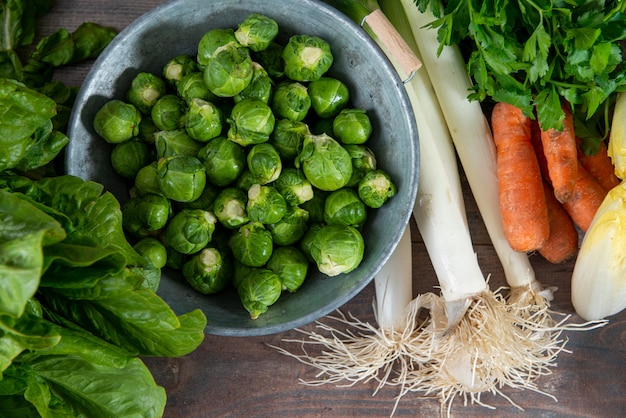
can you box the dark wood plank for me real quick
[43,1,626,417]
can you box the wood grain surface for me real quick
[41,1,626,417]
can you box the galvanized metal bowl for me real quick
[66,0,419,336]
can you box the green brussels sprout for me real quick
[253,41,284,79]
[166,246,188,270]
[274,167,314,206]
[110,138,151,179]
[265,245,309,292]
[213,187,249,229]
[197,28,237,69]
[151,94,186,131]
[162,54,198,86]
[122,193,172,238]
[93,99,141,144]
[309,224,364,276]
[184,98,223,142]
[298,222,324,263]
[154,129,202,159]
[235,13,279,52]
[268,205,309,246]
[133,237,168,269]
[234,169,258,190]
[182,246,233,294]
[247,183,287,225]
[198,136,246,187]
[300,189,328,224]
[307,76,350,118]
[138,117,159,144]
[237,267,282,319]
[269,118,309,160]
[203,42,254,97]
[295,133,353,191]
[358,169,396,208]
[344,144,377,187]
[233,259,254,290]
[126,72,167,115]
[271,81,311,122]
[229,221,273,267]
[333,108,372,145]
[164,209,217,254]
[282,34,333,82]
[176,72,219,103]
[134,162,161,196]
[157,155,206,202]
[226,98,275,146]
[234,62,273,104]
[246,142,282,184]
[324,188,367,229]
[178,183,220,211]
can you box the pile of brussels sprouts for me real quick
[92,13,397,320]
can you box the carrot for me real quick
[540,102,578,203]
[577,139,620,192]
[538,181,579,264]
[491,102,550,252]
[562,163,607,232]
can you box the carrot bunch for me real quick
[491,101,619,264]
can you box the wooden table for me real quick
[42,1,626,416]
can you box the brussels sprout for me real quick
[164,209,217,254]
[204,42,254,97]
[166,246,188,270]
[234,169,258,191]
[157,155,206,202]
[126,72,167,115]
[295,133,353,191]
[182,246,233,294]
[344,144,377,187]
[300,189,328,224]
[268,205,309,246]
[269,118,309,160]
[184,98,223,142]
[333,108,372,145]
[246,142,282,184]
[274,167,314,206]
[154,129,202,159]
[197,28,237,69]
[307,76,350,118]
[233,259,254,290]
[213,187,249,229]
[229,221,273,267]
[151,94,186,131]
[266,246,309,292]
[358,169,396,208]
[134,162,161,196]
[271,81,311,122]
[178,183,220,211]
[138,117,158,144]
[198,136,246,187]
[93,99,141,144]
[235,13,279,52]
[110,138,151,179]
[282,34,333,82]
[309,224,364,276]
[122,194,172,238]
[234,62,273,104]
[176,72,219,104]
[226,98,275,146]
[247,183,287,225]
[133,237,168,269]
[237,268,282,319]
[324,188,367,228]
[253,41,284,79]
[298,222,324,263]
[162,54,198,86]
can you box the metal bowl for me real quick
[66,0,419,336]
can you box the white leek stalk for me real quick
[608,91,626,179]
[572,180,626,320]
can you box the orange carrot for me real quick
[538,181,579,264]
[540,102,578,203]
[491,102,550,252]
[562,163,607,232]
[577,139,620,192]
